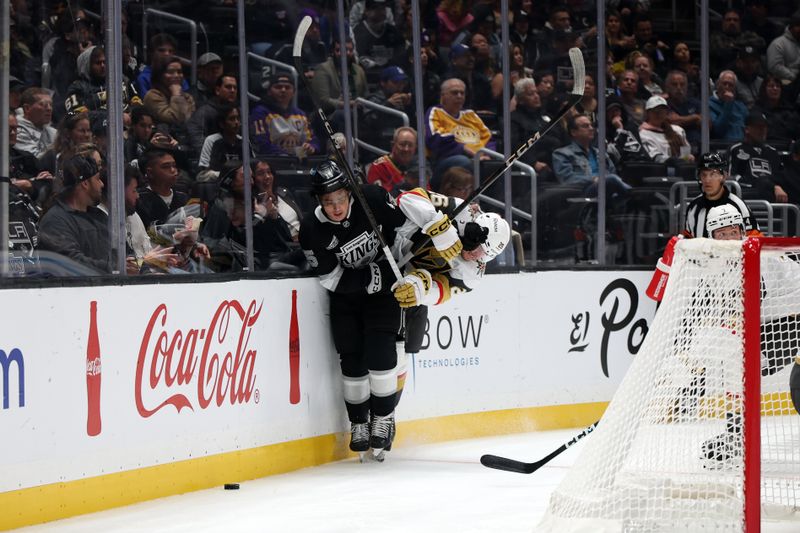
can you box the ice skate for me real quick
[370,412,395,462]
[350,420,370,461]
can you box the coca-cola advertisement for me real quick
[135,299,263,417]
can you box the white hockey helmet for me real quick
[706,204,744,235]
[473,212,510,260]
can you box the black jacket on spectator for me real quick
[10,146,40,180]
[38,198,111,273]
[441,68,493,112]
[754,103,800,143]
[186,98,227,155]
[728,141,785,202]
[509,105,559,175]
[136,188,190,229]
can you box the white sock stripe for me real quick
[369,368,397,396]
[342,376,370,404]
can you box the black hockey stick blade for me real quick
[292,16,403,282]
[480,420,598,474]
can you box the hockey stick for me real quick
[293,16,403,282]
[398,47,585,266]
[480,420,598,474]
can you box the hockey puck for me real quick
[224,483,240,490]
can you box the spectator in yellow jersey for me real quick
[250,73,319,158]
[425,78,495,191]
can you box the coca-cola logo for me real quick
[135,299,263,417]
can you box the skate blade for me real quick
[370,448,386,462]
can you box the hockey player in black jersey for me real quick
[299,160,406,460]
[389,188,511,410]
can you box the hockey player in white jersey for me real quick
[389,188,510,415]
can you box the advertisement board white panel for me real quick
[0,271,655,491]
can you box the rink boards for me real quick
[0,270,654,529]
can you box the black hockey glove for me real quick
[461,222,489,251]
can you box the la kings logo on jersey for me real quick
[336,230,380,268]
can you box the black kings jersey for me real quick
[299,184,405,294]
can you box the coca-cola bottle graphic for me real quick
[87,300,102,436]
[289,290,300,404]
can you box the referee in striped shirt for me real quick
[683,152,761,238]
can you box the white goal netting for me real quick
[538,238,800,532]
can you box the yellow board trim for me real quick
[0,402,607,531]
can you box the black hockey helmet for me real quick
[696,152,726,179]
[310,159,348,196]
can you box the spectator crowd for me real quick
[6,0,800,276]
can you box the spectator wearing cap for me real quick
[443,43,493,112]
[436,0,474,47]
[310,37,367,116]
[664,70,702,151]
[186,73,238,155]
[767,12,800,85]
[65,46,142,116]
[426,78,495,191]
[510,78,559,179]
[367,126,418,193]
[353,0,405,77]
[250,73,319,158]
[15,87,57,158]
[710,70,748,141]
[753,73,800,142]
[639,95,693,164]
[189,52,223,107]
[136,33,190,97]
[37,154,111,273]
[728,110,789,203]
[363,66,413,153]
[734,45,763,109]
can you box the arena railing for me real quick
[351,98,409,162]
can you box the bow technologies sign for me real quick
[0,348,25,410]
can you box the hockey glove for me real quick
[422,213,462,261]
[393,269,433,308]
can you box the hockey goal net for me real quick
[539,238,800,533]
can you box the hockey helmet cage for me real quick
[706,204,744,234]
[310,159,348,196]
[473,212,510,260]
[696,152,726,179]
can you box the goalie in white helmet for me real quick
[700,204,800,464]
[389,187,510,411]
[705,204,745,241]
